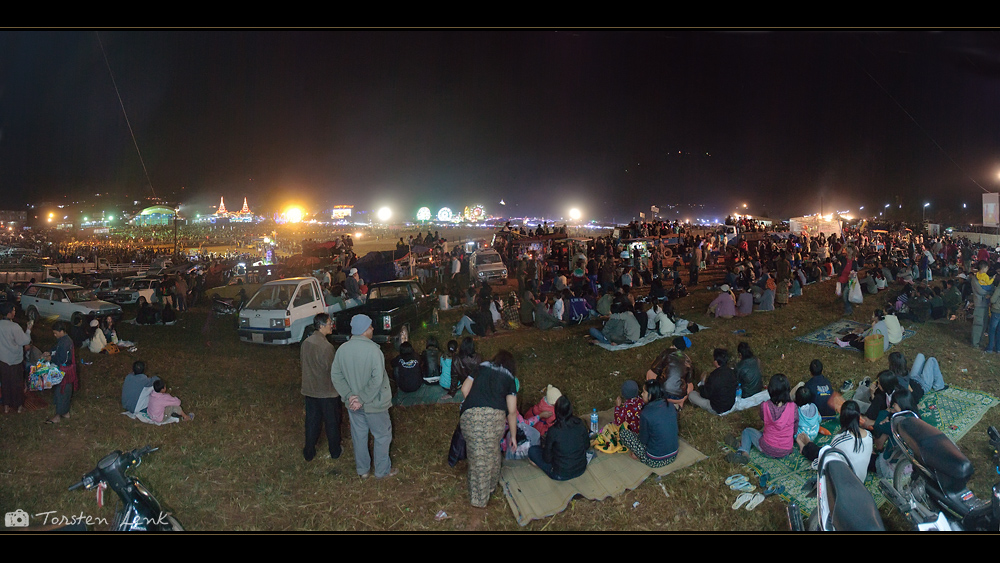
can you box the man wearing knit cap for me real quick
[330,314,396,479]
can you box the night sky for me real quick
[2,30,999,222]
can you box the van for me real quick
[238,277,330,344]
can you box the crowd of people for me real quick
[7,215,1000,524]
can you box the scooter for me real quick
[787,447,885,531]
[69,445,184,531]
[877,411,1000,531]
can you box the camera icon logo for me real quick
[5,509,29,527]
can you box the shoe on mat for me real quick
[726,452,749,465]
[840,379,855,392]
[730,480,755,492]
[759,472,770,489]
[764,485,786,497]
[732,492,754,510]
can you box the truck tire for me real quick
[662,248,673,258]
[71,313,84,327]
[26,307,38,322]
[394,324,410,351]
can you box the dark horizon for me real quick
[2,30,999,223]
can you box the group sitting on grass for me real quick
[717,349,945,483]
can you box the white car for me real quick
[112,277,162,305]
[21,283,123,324]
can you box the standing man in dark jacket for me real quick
[301,313,341,461]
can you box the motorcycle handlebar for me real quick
[69,446,158,490]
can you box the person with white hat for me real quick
[707,284,736,318]
[344,267,364,302]
[330,314,396,479]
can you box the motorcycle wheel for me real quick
[893,459,915,494]
[806,508,821,531]
[166,514,184,531]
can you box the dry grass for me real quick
[3,276,999,532]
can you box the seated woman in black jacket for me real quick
[527,395,590,481]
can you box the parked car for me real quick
[469,249,508,284]
[111,276,163,305]
[20,283,123,324]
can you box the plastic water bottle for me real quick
[590,408,599,434]
[736,384,743,400]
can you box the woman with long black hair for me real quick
[796,400,873,482]
[527,395,590,481]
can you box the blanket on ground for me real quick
[594,319,708,351]
[499,409,707,526]
[794,319,915,351]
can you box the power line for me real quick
[96,31,156,199]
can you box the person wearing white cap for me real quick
[344,267,364,302]
[707,284,736,318]
[330,314,396,479]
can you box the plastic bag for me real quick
[835,281,842,297]
[848,279,864,304]
[28,361,64,391]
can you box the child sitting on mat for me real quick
[614,379,644,433]
[794,386,821,442]
[525,384,562,437]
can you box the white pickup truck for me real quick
[238,277,341,345]
[238,277,435,347]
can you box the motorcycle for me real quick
[212,296,238,317]
[788,447,885,531]
[69,445,184,531]
[877,410,1000,531]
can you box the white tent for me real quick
[788,215,842,238]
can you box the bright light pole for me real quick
[923,203,930,232]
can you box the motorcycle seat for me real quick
[897,416,974,491]
[825,459,885,531]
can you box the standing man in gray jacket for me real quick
[302,313,341,461]
[330,314,397,479]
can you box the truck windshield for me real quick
[476,253,501,265]
[246,284,295,310]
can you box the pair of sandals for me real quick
[727,472,786,499]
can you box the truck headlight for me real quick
[240,317,249,327]
[269,318,284,328]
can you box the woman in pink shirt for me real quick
[726,374,798,465]
[147,379,193,422]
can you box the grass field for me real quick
[3,274,999,532]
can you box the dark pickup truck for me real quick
[330,279,436,349]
